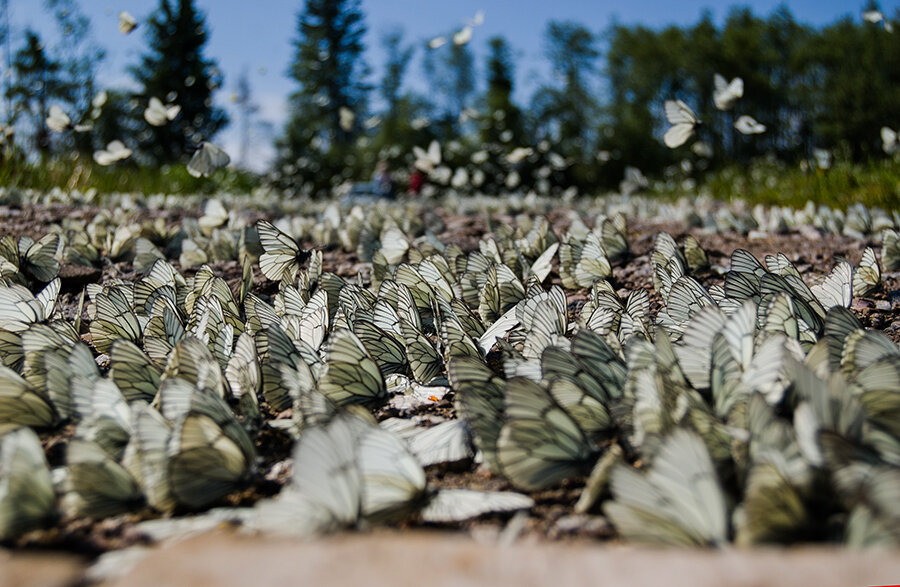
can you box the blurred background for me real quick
[1,0,899,203]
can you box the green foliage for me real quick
[130,0,228,165]
[0,153,257,195]
[702,159,900,210]
[277,0,370,196]
[602,4,900,183]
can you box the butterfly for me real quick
[108,340,161,403]
[161,382,257,509]
[62,439,143,519]
[497,377,598,491]
[619,166,648,196]
[713,74,743,110]
[118,11,138,34]
[664,100,700,148]
[256,220,312,284]
[46,105,72,132]
[0,427,57,539]
[605,429,728,546]
[0,365,57,428]
[316,329,386,407]
[453,25,473,46]
[94,140,132,166]
[852,247,881,298]
[144,97,181,127]
[881,127,898,154]
[187,142,230,177]
[882,229,900,271]
[734,115,766,135]
[427,36,447,50]
[338,106,355,132]
[252,414,531,536]
[413,141,441,173]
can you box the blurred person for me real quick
[408,168,424,196]
[373,160,394,199]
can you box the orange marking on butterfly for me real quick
[428,395,439,402]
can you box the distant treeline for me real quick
[2,1,898,196]
[274,1,900,195]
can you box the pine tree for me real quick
[130,0,227,165]
[482,36,523,147]
[423,41,475,136]
[6,30,68,158]
[278,0,370,195]
[377,29,414,147]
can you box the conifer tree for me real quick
[482,36,523,147]
[277,0,370,195]
[6,30,67,158]
[130,0,227,164]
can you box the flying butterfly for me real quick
[713,73,743,110]
[663,99,700,148]
[735,115,766,135]
[144,97,180,127]
[187,142,230,178]
[93,140,132,166]
[118,11,138,34]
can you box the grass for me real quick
[0,152,259,196]
[701,159,900,211]
[1,150,899,213]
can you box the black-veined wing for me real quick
[317,328,386,406]
[605,429,727,546]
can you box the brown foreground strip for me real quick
[82,530,900,587]
[0,549,86,587]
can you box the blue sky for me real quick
[8,0,898,169]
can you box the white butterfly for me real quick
[713,74,743,110]
[93,140,132,166]
[467,10,485,27]
[450,167,469,189]
[863,8,892,30]
[692,141,713,158]
[338,106,355,132]
[863,9,885,23]
[453,25,473,46]
[427,36,447,50]
[118,11,138,35]
[144,97,180,127]
[187,142,230,177]
[505,146,533,164]
[881,127,898,154]
[734,115,766,135]
[813,148,832,170]
[413,140,441,173]
[92,91,108,110]
[620,166,648,196]
[0,427,57,540]
[663,99,700,148]
[46,105,71,132]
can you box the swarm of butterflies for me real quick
[0,191,898,549]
